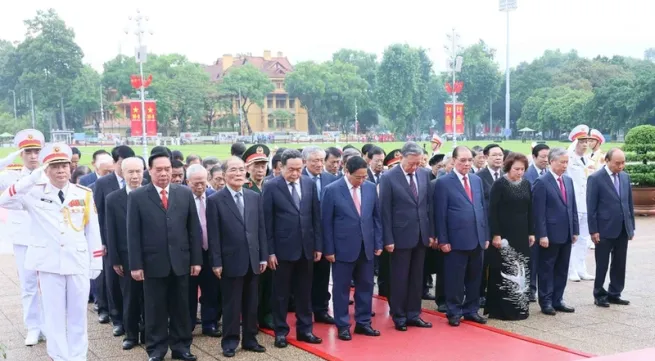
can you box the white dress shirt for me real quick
[452,169,468,189]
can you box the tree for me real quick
[268,109,294,129]
[285,61,329,133]
[67,65,102,131]
[332,49,379,131]
[202,83,230,135]
[218,64,274,135]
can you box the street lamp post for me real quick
[500,0,517,139]
[125,10,153,158]
[8,90,16,119]
[445,29,463,147]
[29,89,35,128]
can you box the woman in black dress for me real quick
[484,152,535,320]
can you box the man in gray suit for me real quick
[379,141,434,331]
[587,148,635,307]
[207,156,268,358]
[127,152,203,361]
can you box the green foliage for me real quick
[623,125,655,187]
[0,342,5,359]
[219,64,275,134]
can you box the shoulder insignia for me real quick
[75,184,92,192]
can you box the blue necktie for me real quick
[613,173,620,196]
[313,176,321,201]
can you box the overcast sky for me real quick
[1,0,653,73]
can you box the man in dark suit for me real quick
[127,152,203,361]
[79,149,111,186]
[435,146,489,326]
[366,146,385,184]
[95,146,135,333]
[323,156,383,341]
[379,141,433,331]
[263,149,323,348]
[301,145,338,324]
[106,157,145,350]
[587,148,634,307]
[532,147,579,316]
[185,164,221,337]
[475,144,504,307]
[524,143,550,302]
[207,156,268,358]
[426,158,446,312]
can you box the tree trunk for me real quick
[241,103,253,135]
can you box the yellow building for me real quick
[83,95,132,137]
[205,50,309,133]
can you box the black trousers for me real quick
[98,254,123,325]
[434,250,446,306]
[272,258,314,336]
[143,271,192,358]
[390,245,426,325]
[119,253,144,342]
[479,248,490,298]
[257,269,273,323]
[377,250,391,301]
[443,246,484,318]
[189,250,222,329]
[311,257,331,315]
[221,268,259,351]
[594,227,629,299]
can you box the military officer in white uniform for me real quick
[0,129,46,346]
[566,125,596,282]
[0,143,103,361]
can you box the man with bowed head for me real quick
[127,152,203,361]
[322,155,383,341]
[532,147,579,316]
[207,156,268,358]
[379,141,434,331]
[435,146,489,327]
[0,143,103,361]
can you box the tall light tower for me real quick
[125,10,153,158]
[500,0,517,139]
[445,29,463,146]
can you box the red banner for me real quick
[444,103,465,134]
[130,101,158,137]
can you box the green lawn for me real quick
[0,140,623,167]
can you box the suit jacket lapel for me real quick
[300,177,312,211]
[395,167,417,204]
[147,184,167,213]
[418,170,427,204]
[450,172,472,204]
[119,189,128,213]
[546,173,566,205]
[222,188,244,224]
[339,178,360,218]
[277,177,299,211]
[601,170,620,201]
[166,184,177,213]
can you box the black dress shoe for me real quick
[202,327,222,337]
[148,357,163,361]
[528,291,537,303]
[354,324,380,336]
[608,297,630,305]
[122,339,137,350]
[222,349,236,358]
[422,292,436,301]
[93,304,99,312]
[171,351,197,361]
[407,318,432,328]
[394,324,407,331]
[112,325,125,337]
[297,332,322,344]
[541,307,556,315]
[314,313,335,324]
[243,343,266,353]
[595,298,610,307]
[337,329,352,341]
[274,335,288,348]
[98,313,110,324]
[463,314,487,324]
[447,317,461,327]
[480,297,487,307]
[554,304,575,313]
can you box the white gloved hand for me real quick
[0,149,23,171]
[89,270,101,279]
[28,165,45,183]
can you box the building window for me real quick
[267,96,273,109]
[277,82,283,89]
[289,117,296,129]
[289,98,295,109]
[276,97,286,109]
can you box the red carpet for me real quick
[260,296,594,361]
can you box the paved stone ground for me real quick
[2,218,654,360]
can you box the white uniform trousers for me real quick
[569,212,591,277]
[13,244,44,333]
[39,272,90,361]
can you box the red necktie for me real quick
[558,177,567,204]
[462,176,473,202]
[161,189,168,209]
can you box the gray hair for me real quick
[121,157,143,173]
[401,141,423,157]
[342,148,361,164]
[221,156,244,173]
[186,163,207,179]
[96,153,113,167]
[302,145,326,161]
[548,147,568,163]
[202,156,219,169]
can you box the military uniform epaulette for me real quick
[75,184,92,192]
